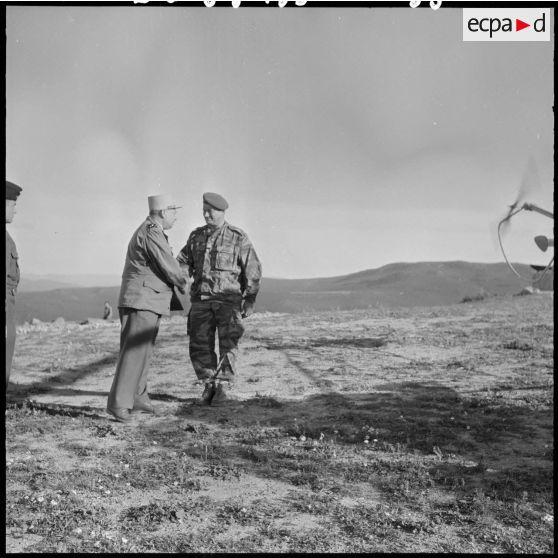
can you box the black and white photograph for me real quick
[5,2,554,553]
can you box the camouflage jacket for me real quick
[6,230,20,296]
[177,222,262,304]
[118,217,188,316]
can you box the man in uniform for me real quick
[6,180,23,391]
[103,300,113,320]
[177,192,262,404]
[107,194,189,423]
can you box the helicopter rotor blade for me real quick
[513,156,541,208]
[500,156,541,236]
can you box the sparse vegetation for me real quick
[6,293,554,553]
[460,293,490,303]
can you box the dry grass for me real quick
[5,293,554,552]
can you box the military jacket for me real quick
[177,222,262,304]
[6,230,20,296]
[118,217,188,316]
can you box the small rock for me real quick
[515,285,539,296]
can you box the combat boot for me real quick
[201,381,216,405]
[211,382,228,404]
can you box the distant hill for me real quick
[18,274,122,292]
[17,278,82,292]
[257,261,540,313]
[14,261,539,324]
[16,286,122,324]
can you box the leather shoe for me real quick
[132,400,156,414]
[107,407,133,423]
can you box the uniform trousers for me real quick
[6,293,16,391]
[188,300,245,381]
[107,308,161,410]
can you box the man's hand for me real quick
[177,274,191,295]
[241,300,254,319]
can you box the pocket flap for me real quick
[143,278,167,293]
[215,250,235,271]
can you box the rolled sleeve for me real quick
[239,236,262,303]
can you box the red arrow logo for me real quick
[516,19,530,31]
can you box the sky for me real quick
[5,4,554,280]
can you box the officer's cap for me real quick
[6,181,22,201]
[148,194,181,211]
[203,192,228,211]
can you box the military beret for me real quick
[6,180,22,201]
[203,192,228,211]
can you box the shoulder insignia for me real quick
[189,226,207,239]
[226,223,246,237]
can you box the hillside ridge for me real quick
[14,261,538,324]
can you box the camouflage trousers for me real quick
[188,300,245,382]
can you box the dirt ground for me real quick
[5,292,554,553]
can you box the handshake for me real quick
[176,272,192,295]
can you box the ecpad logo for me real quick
[463,9,550,42]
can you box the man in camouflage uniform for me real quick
[107,194,189,423]
[178,192,262,404]
[6,180,23,391]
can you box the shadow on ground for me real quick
[6,378,553,514]
[134,381,551,503]
[7,353,119,400]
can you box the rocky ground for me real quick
[5,293,554,553]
